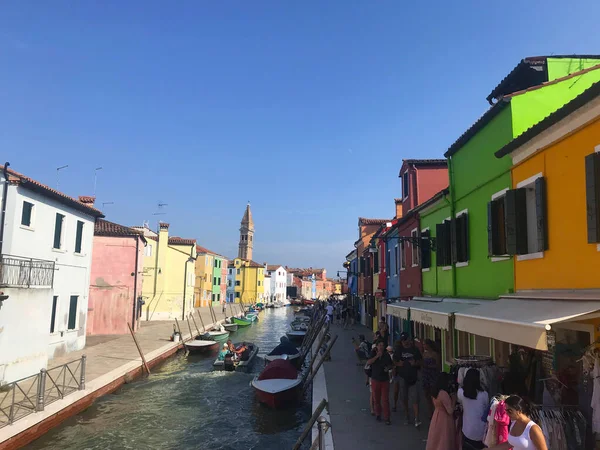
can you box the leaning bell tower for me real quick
[238,202,254,260]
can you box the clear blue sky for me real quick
[2,1,600,276]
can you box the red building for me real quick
[396,159,448,300]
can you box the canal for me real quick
[27,308,311,450]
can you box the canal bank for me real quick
[0,306,241,449]
[3,307,311,449]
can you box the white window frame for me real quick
[410,228,419,267]
[421,227,430,272]
[145,244,152,257]
[455,209,469,268]
[490,189,510,262]
[20,200,35,230]
[515,172,545,261]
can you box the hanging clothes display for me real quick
[591,356,600,434]
[530,406,587,450]
[482,396,510,447]
[450,355,499,398]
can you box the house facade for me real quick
[266,265,287,302]
[87,219,146,336]
[231,258,264,304]
[0,165,102,384]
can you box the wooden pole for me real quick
[208,302,217,326]
[197,309,206,332]
[228,302,234,318]
[127,323,151,375]
[174,318,189,356]
[186,315,195,339]
[302,323,329,367]
[302,334,338,394]
[291,398,328,450]
[190,312,201,335]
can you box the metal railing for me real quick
[0,355,86,428]
[292,399,331,450]
[0,254,55,288]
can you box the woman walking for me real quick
[487,395,547,450]
[426,372,456,450]
[457,369,488,449]
[367,341,393,425]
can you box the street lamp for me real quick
[182,254,196,320]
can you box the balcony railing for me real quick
[0,254,55,288]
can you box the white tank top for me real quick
[507,420,536,449]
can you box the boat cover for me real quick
[268,343,299,356]
[258,359,297,380]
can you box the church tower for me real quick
[238,203,254,260]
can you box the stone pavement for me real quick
[49,305,241,382]
[324,322,430,450]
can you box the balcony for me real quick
[0,255,55,288]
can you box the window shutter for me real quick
[436,224,444,267]
[444,220,452,266]
[458,214,469,262]
[487,202,494,256]
[585,152,600,243]
[505,189,527,255]
[535,177,548,251]
[421,230,431,269]
[450,217,457,264]
[374,251,379,273]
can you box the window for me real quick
[421,229,431,269]
[145,244,153,257]
[228,280,232,287]
[400,241,406,269]
[68,295,78,330]
[457,330,470,356]
[394,245,398,274]
[402,172,409,199]
[373,250,379,273]
[455,211,469,264]
[235,292,240,298]
[74,220,84,254]
[217,294,220,302]
[53,213,65,249]
[50,296,58,333]
[411,229,420,266]
[236,268,240,275]
[212,294,215,302]
[258,281,261,286]
[21,201,34,227]
[214,259,218,268]
[386,249,391,277]
[436,220,452,267]
[585,151,600,243]
[213,277,217,286]
[235,280,240,286]
[488,193,508,256]
[494,340,511,367]
[474,335,491,356]
[250,235,252,241]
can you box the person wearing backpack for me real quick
[393,332,423,427]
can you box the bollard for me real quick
[79,355,86,390]
[317,416,327,450]
[37,369,47,411]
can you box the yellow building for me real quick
[194,245,215,308]
[232,258,264,305]
[134,223,197,321]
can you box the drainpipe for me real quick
[0,162,10,256]
[131,236,140,330]
[448,157,457,297]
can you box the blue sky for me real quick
[2,1,600,276]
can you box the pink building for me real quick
[87,219,146,335]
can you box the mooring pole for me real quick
[128,323,151,375]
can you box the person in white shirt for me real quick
[326,304,334,323]
[487,395,547,450]
[457,368,489,449]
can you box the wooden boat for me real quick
[264,352,301,369]
[245,314,258,322]
[204,330,230,343]
[286,330,307,342]
[213,343,259,372]
[252,359,302,409]
[223,323,238,332]
[233,317,252,327]
[256,303,264,309]
[185,339,219,353]
[290,322,309,332]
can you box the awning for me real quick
[387,302,408,320]
[454,298,600,351]
[408,300,478,330]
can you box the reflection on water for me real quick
[27,308,310,450]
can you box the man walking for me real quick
[393,332,423,427]
[326,302,334,324]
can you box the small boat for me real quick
[303,299,315,306]
[233,317,252,327]
[252,359,302,409]
[204,329,230,343]
[185,339,219,353]
[290,322,309,332]
[255,302,264,309]
[293,316,311,323]
[223,323,239,332]
[245,314,258,322]
[213,342,259,372]
[286,330,307,342]
[265,352,301,369]
[265,303,275,309]
[273,301,284,308]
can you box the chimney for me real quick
[78,196,96,207]
[394,198,403,219]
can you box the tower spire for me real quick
[238,203,254,260]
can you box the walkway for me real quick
[324,322,430,450]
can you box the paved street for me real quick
[324,322,430,450]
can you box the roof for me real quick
[195,245,226,258]
[447,62,600,158]
[266,265,284,271]
[487,55,600,104]
[2,164,104,218]
[358,217,389,226]
[247,260,263,268]
[146,235,196,246]
[94,219,147,243]
[412,187,450,214]
[495,81,600,158]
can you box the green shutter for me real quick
[535,177,548,251]
[68,295,78,330]
[436,224,444,267]
[53,214,64,249]
[487,202,494,256]
[504,189,528,255]
[75,221,84,253]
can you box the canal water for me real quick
[27,308,311,450]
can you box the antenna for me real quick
[102,201,114,208]
[152,201,168,216]
[56,165,68,189]
[93,167,103,196]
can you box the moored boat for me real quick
[285,330,307,343]
[252,359,302,409]
[185,339,219,353]
[245,314,258,322]
[204,329,230,343]
[264,352,301,369]
[223,323,239,332]
[233,317,252,327]
[213,342,259,372]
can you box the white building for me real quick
[263,274,271,303]
[226,261,236,303]
[266,265,287,303]
[0,164,103,384]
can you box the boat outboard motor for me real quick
[224,354,235,372]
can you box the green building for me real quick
[212,254,225,304]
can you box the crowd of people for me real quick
[344,312,548,450]
[324,298,357,329]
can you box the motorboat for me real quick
[233,317,252,327]
[245,313,258,322]
[252,359,302,409]
[222,322,239,332]
[202,329,230,343]
[264,352,301,369]
[185,339,219,353]
[290,321,309,332]
[213,342,259,372]
[285,329,307,343]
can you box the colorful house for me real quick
[231,258,264,305]
[134,223,196,321]
[88,219,146,335]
